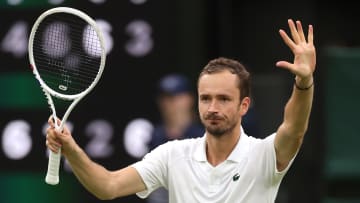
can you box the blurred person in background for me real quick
[147,73,204,203]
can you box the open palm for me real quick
[276,19,316,80]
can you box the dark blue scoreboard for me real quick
[0,0,208,202]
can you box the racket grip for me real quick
[45,148,61,185]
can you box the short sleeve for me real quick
[263,133,298,181]
[132,142,171,198]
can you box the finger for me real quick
[46,127,58,137]
[308,25,314,45]
[46,137,62,148]
[46,138,59,149]
[55,117,61,126]
[48,115,54,127]
[276,61,297,74]
[48,115,62,128]
[46,131,62,145]
[46,130,64,147]
[296,20,306,42]
[46,140,60,153]
[288,19,300,44]
[279,29,297,50]
[62,125,71,135]
[46,128,55,138]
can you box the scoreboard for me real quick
[0,0,208,202]
[0,0,168,169]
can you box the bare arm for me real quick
[274,19,316,171]
[46,118,146,200]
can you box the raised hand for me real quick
[276,19,316,86]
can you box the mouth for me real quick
[205,117,223,125]
[207,118,221,122]
[205,115,223,121]
[208,121,220,126]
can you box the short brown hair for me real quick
[198,57,251,101]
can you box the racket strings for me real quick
[33,12,103,95]
[36,68,97,92]
[33,49,100,77]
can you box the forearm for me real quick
[282,76,314,136]
[275,19,316,171]
[64,145,115,200]
[47,122,145,199]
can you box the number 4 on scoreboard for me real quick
[1,21,28,58]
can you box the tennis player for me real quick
[46,19,315,202]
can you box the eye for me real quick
[200,95,210,102]
[219,96,230,102]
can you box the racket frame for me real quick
[28,7,106,185]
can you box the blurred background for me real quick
[0,0,359,203]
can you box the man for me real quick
[46,19,315,202]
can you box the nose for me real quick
[208,100,219,113]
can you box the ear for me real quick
[239,97,251,116]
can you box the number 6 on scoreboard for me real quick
[28,7,106,185]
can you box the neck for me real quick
[206,124,241,167]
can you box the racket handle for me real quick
[45,148,61,185]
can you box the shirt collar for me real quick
[227,127,250,162]
[193,126,250,163]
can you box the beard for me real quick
[201,112,238,137]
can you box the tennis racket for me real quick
[28,7,106,185]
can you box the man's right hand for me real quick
[46,116,76,157]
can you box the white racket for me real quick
[28,7,106,185]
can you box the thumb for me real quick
[62,124,71,136]
[276,61,297,74]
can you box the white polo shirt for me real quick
[132,129,296,203]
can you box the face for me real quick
[198,71,250,137]
[159,93,193,122]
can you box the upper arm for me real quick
[108,166,146,199]
[274,123,304,171]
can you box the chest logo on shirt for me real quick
[232,173,240,181]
